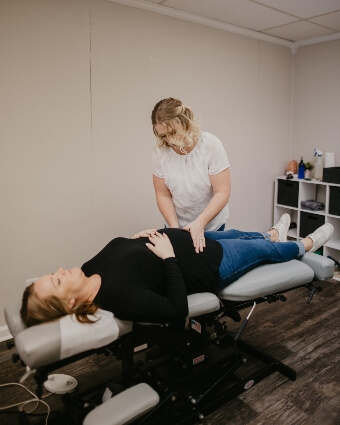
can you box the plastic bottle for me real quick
[314,154,323,181]
[298,157,305,179]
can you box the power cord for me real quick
[0,382,51,424]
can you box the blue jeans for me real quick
[204,230,302,288]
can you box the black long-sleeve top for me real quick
[81,228,222,322]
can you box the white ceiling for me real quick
[111,0,340,52]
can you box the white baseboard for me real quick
[0,325,12,342]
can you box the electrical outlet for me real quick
[25,278,38,287]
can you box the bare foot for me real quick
[267,228,279,242]
[301,237,313,252]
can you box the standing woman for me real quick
[151,98,231,253]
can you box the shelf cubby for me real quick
[274,176,340,263]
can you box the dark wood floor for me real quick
[1,279,339,425]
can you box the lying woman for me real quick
[21,215,333,326]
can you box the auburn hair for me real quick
[20,283,99,327]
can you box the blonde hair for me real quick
[20,283,99,327]
[151,97,201,153]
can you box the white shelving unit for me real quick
[274,176,340,262]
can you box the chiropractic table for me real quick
[4,252,334,425]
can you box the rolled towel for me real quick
[301,200,325,211]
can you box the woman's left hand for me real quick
[131,229,157,239]
[183,220,205,253]
[146,232,175,259]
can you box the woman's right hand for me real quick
[131,229,157,239]
[146,232,175,259]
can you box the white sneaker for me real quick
[272,213,291,242]
[308,223,334,253]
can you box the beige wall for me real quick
[0,0,311,328]
[0,0,92,328]
[292,40,340,166]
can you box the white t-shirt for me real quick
[152,132,230,231]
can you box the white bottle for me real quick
[314,154,323,181]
